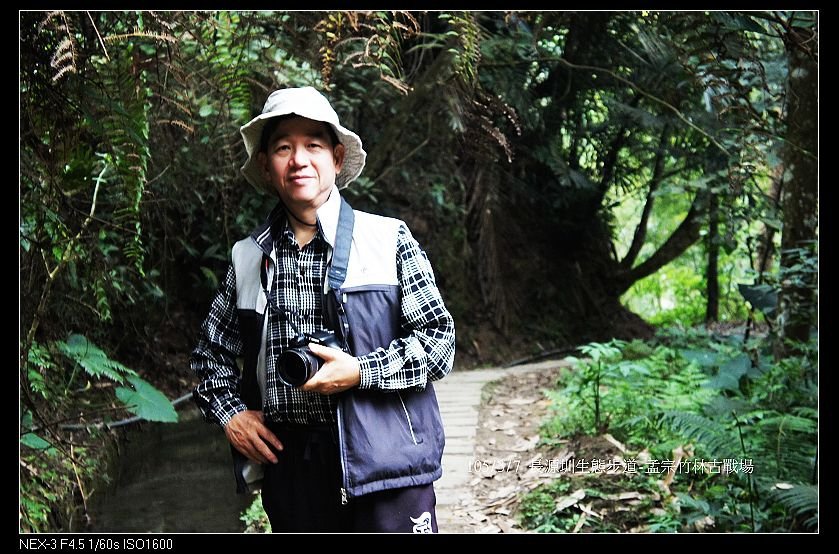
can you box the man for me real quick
[190,87,456,533]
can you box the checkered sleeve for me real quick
[357,224,456,391]
[190,264,247,426]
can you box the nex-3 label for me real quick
[20,538,175,551]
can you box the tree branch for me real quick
[23,165,106,364]
[621,125,669,269]
[58,394,193,431]
[484,55,732,157]
[86,11,110,61]
[613,190,707,294]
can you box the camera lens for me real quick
[278,349,319,387]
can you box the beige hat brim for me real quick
[239,89,367,194]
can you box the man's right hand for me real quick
[224,410,284,464]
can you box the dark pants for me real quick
[262,422,438,533]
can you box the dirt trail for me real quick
[434,360,570,533]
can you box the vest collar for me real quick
[315,185,341,250]
[250,185,342,256]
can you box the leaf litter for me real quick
[444,363,670,533]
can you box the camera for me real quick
[277,329,343,388]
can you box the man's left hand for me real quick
[300,342,361,395]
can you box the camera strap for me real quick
[327,197,355,290]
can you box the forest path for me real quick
[434,360,570,533]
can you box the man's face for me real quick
[259,116,345,211]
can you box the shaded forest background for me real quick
[20,11,817,532]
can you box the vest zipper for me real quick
[337,400,350,505]
[397,392,419,445]
[336,289,351,505]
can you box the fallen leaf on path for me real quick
[555,489,586,512]
[505,397,539,406]
[510,435,541,452]
[579,503,603,519]
[694,515,715,532]
[488,485,518,500]
[603,491,647,501]
[572,512,587,533]
[496,519,520,533]
[467,511,487,522]
[488,420,517,431]
[603,433,627,453]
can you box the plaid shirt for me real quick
[190,203,456,427]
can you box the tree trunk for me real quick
[705,191,719,323]
[777,21,818,355]
[757,172,783,276]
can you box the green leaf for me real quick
[27,368,49,399]
[115,375,178,423]
[728,14,767,34]
[199,104,214,118]
[703,370,741,392]
[139,43,157,56]
[723,354,750,372]
[22,411,34,430]
[200,266,219,289]
[21,433,51,450]
[179,238,200,258]
[56,334,135,383]
[737,283,778,317]
[702,395,751,417]
[680,348,719,368]
[612,361,650,378]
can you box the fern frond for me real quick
[56,334,137,383]
[103,31,177,44]
[774,450,817,481]
[147,11,175,31]
[157,95,193,117]
[445,12,483,85]
[760,413,817,435]
[767,483,818,530]
[85,37,152,275]
[38,11,77,83]
[51,65,77,83]
[36,10,62,32]
[661,410,737,457]
[157,119,195,134]
[323,11,420,92]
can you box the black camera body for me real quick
[277,329,343,388]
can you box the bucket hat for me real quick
[240,87,367,193]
